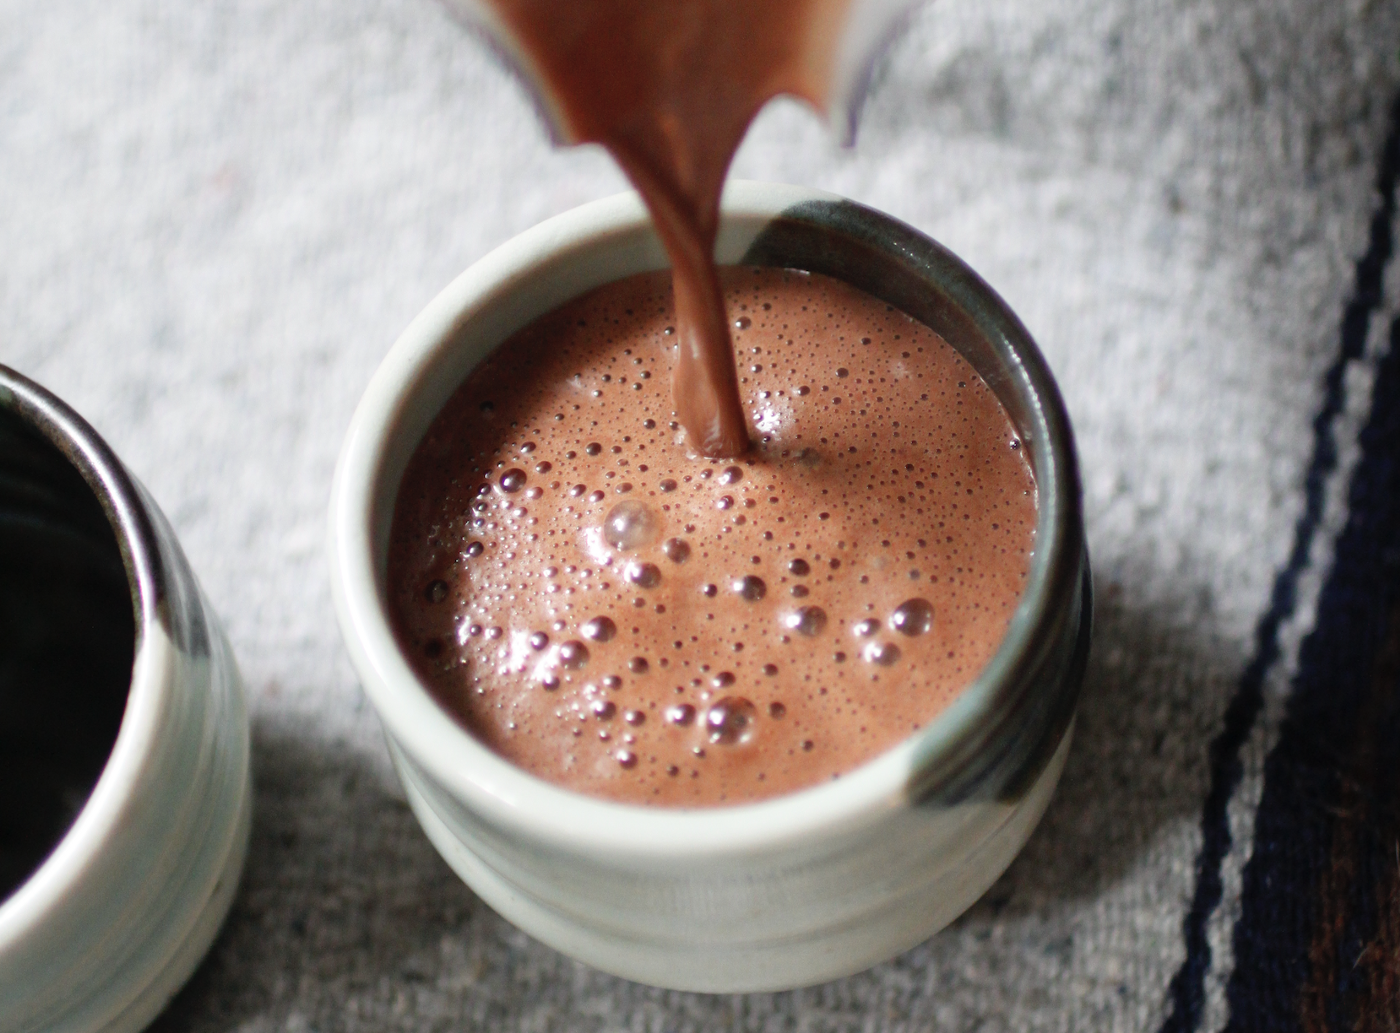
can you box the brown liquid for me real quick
[478,0,850,456]
[388,268,1036,806]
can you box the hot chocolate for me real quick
[387,265,1036,806]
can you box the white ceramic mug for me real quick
[329,181,1089,992]
[0,367,251,1033]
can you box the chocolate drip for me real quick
[478,0,849,457]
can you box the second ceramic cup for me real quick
[0,367,250,1033]
[330,181,1089,992]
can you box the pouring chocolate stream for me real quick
[446,0,911,457]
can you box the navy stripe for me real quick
[1158,93,1400,1033]
[1224,310,1400,1029]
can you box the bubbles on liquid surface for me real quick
[581,617,617,642]
[784,606,827,637]
[603,500,659,550]
[591,699,616,720]
[391,265,1042,804]
[424,579,449,603]
[863,641,901,666]
[733,575,766,601]
[558,641,590,669]
[734,317,751,330]
[499,469,527,493]
[625,562,662,589]
[705,697,757,745]
[891,598,934,636]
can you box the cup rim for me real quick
[328,181,1082,857]
[0,366,173,942]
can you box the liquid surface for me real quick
[477,0,851,456]
[388,267,1037,806]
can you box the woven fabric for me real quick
[4,0,1400,1028]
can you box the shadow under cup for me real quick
[331,183,1090,992]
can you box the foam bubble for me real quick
[784,606,827,636]
[603,500,659,550]
[733,575,766,601]
[625,562,662,588]
[863,641,901,666]
[581,616,617,641]
[558,641,590,669]
[891,598,934,636]
[705,697,757,745]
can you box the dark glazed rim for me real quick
[0,366,164,661]
[740,197,1087,803]
[0,363,184,935]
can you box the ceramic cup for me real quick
[329,181,1089,992]
[0,366,251,1033]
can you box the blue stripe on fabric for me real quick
[1224,308,1400,1030]
[1158,94,1400,1033]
